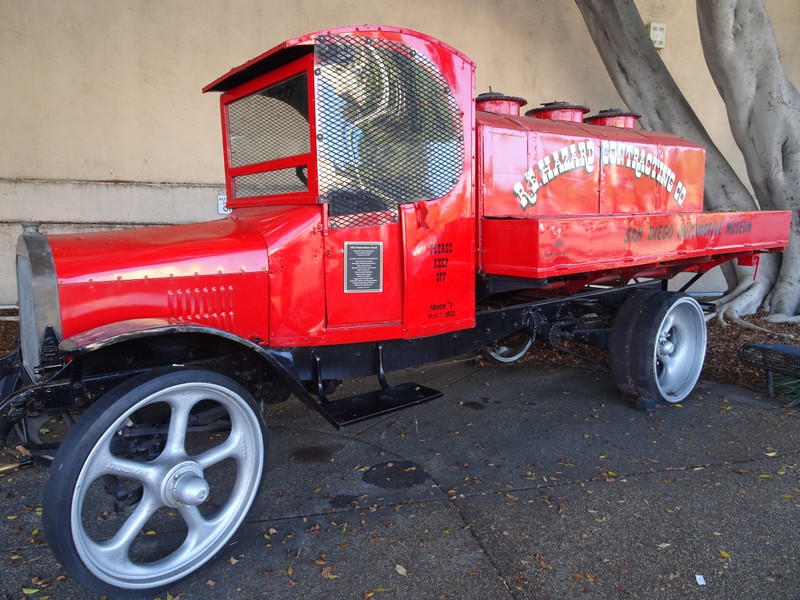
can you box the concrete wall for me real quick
[0,0,798,303]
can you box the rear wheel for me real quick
[610,292,706,404]
[609,290,658,397]
[484,331,534,364]
[43,368,268,597]
[0,369,22,445]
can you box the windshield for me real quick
[226,72,310,198]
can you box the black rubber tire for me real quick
[611,291,706,404]
[609,290,659,397]
[0,371,19,397]
[42,368,268,598]
[0,371,22,445]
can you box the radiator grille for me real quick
[316,34,464,228]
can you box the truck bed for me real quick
[480,209,791,281]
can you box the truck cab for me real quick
[204,26,477,345]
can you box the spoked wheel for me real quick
[43,369,268,597]
[484,331,534,364]
[610,291,706,404]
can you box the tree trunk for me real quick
[697,0,800,319]
[573,0,786,318]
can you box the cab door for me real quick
[323,203,403,329]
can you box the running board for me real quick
[310,345,442,428]
[316,382,442,428]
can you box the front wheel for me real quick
[610,292,706,404]
[43,369,268,597]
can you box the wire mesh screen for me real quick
[316,34,464,228]
[233,168,307,198]
[227,72,310,173]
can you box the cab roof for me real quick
[203,24,473,93]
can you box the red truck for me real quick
[0,25,791,595]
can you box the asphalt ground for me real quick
[1,359,799,599]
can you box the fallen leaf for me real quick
[22,588,39,595]
[719,550,731,560]
[321,566,339,579]
[657,543,671,549]
[395,564,407,576]
[228,556,238,565]
[765,451,778,457]
[534,552,552,569]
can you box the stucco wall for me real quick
[0,0,798,304]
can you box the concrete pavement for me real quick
[1,360,799,599]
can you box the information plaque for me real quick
[344,242,383,293]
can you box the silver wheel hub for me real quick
[163,462,209,507]
[658,337,675,357]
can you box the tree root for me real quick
[711,279,770,322]
[708,254,782,323]
[727,315,772,333]
[763,314,800,328]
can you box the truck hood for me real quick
[50,218,268,286]
[44,212,293,344]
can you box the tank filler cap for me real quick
[476,91,528,116]
[585,108,641,129]
[525,101,590,123]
